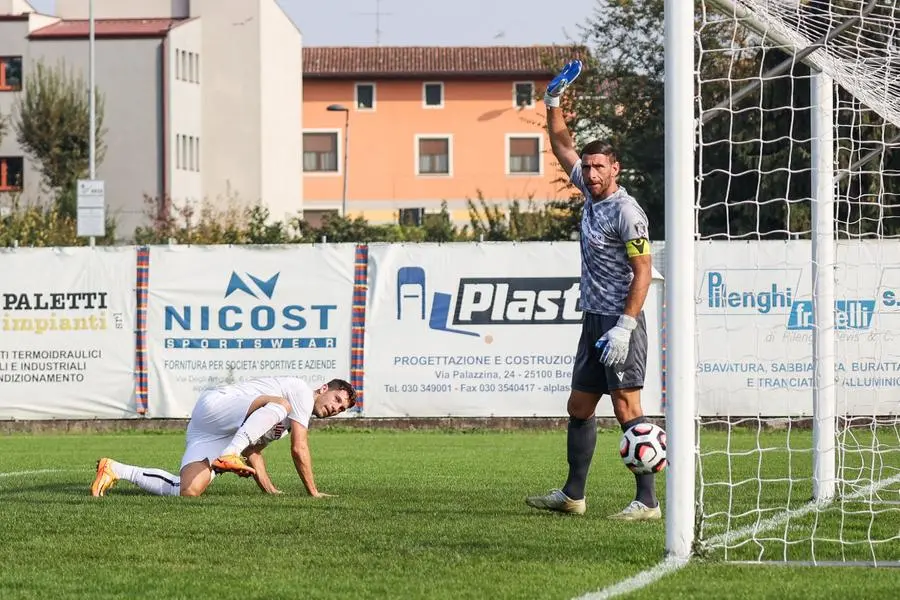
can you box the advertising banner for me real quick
[147,245,355,417]
[364,242,665,417]
[696,240,900,416]
[0,247,136,419]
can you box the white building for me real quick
[0,0,303,239]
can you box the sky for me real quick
[26,0,599,47]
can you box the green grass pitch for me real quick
[1,428,898,599]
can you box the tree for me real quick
[547,0,666,238]
[695,0,900,240]
[13,58,106,217]
[834,86,900,239]
[695,43,813,239]
[548,1,815,240]
[553,0,900,241]
[824,1,900,239]
[421,201,459,242]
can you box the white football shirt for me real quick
[222,376,315,429]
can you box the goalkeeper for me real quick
[525,60,659,520]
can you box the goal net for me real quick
[672,0,900,566]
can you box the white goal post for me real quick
[666,0,900,565]
[663,0,697,561]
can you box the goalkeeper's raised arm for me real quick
[544,59,583,177]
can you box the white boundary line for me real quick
[572,470,900,599]
[0,469,67,478]
[573,556,689,600]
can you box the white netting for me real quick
[694,0,900,566]
[710,0,900,127]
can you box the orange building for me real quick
[302,46,572,226]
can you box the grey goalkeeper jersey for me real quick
[570,161,650,315]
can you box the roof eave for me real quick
[28,32,170,40]
[303,71,555,80]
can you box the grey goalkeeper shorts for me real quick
[571,311,647,395]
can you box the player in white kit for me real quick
[90,376,357,498]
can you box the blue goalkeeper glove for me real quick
[595,315,637,367]
[544,59,583,108]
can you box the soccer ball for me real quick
[619,422,667,475]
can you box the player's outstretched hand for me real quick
[544,59,583,107]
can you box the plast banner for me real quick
[696,241,900,416]
[364,242,665,417]
[147,245,355,417]
[0,247,136,419]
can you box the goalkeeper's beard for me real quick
[588,179,610,198]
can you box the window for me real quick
[181,51,187,82]
[508,136,541,174]
[303,132,339,172]
[355,83,375,110]
[186,52,199,83]
[514,82,535,108]
[0,157,24,190]
[302,209,339,228]
[398,207,425,226]
[416,136,450,175]
[423,82,443,108]
[0,56,23,91]
[174,134,200,171]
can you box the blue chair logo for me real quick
[396,266,478,337]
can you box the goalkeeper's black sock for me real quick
[621,416,659,508]
[561,416,597,500]
[634,473,658,508]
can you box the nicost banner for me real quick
[147,245,355,417]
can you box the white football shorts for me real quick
[180,387,257,470]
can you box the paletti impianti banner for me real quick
[0,247,136,419]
